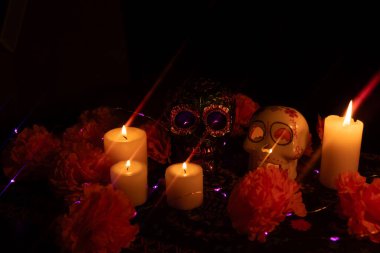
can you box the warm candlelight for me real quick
[122,125,128,140]
[103,126,147,166]
[110,160,147,206]
[165,162,203,210]
[320,100,364,189]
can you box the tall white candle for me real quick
[104,126,147,167]
[165,162,203,210]
[110,160,147,206]
[320,100,364,189]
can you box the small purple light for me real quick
[222,192,227,198]
[14,128,18,134]
[329,236,340,242]
[138,112,145,117]
[286,212,293,217]
[264,232,269,236]
[132,211,138,218]
[313,169,320,174]
[80,128,84,133]
[10,179,15,183]
[223,141,227,146]
[214,187,222,192]
[74,200,81,205]
[152,184,158,189]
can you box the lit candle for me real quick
[104,125,147,166]
[110,160,147,206]
[165,162,203,210]
[320,100,364,189]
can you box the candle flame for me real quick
[122,125,128,140]
[343,100,353,126]
[182,162,187,174]
[125,160,131,171]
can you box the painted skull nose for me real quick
[261,144,273,154]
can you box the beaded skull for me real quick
[167,78,234,174]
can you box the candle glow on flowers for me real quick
[60,184,139,253]
[336,171,380,243]
[227,164,306,242]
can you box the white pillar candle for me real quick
[104,126,147,167]
[110,160,147,206]
[320,100,364,189]
[165,162,203,210]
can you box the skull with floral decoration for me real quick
[243,106,310,179]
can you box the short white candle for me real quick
[110,160,147,206]
[165,162,203,210]
[104,126,147,167]
[320,100,364,189]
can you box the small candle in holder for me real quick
[110,160,147,206]
[320,100,364,189]
[165,162,203,210]
[104,125,147,167]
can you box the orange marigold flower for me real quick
[60,184,139,253]
[232,93,260,136]
[227,164,306,242]
[140,121,171,164]
[50,142,112,203]
[336,172,380,243]
[3,125,61,181]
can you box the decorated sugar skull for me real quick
[167,78,234,174]
[243,106,309,179]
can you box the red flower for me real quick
[62,121,104,149]
[60,184,139,253]
[364,179,380,225]
[227,164,306,242]
[79,106,118,126]
[140,121,171,164]
[291,219,312,231]
[336,172,380,243]
[3,125,61,181]
[232,93,260,136]
[63,107,119,149]
[50,142,112,203]
[336,172,366,218]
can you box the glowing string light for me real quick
[0,165,27,197]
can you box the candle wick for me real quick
[184,169,187,175]
[123,136,128,141]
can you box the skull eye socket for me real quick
[270,122,293,145]
[206,111,227,130]
[248,121,265,143]
[203,104,231,137]
[170,105,200,135]
[175,111,197,129]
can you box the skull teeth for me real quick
[192,146,215,157]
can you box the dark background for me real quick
[1,1,380,252]
[1,0,380,153]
